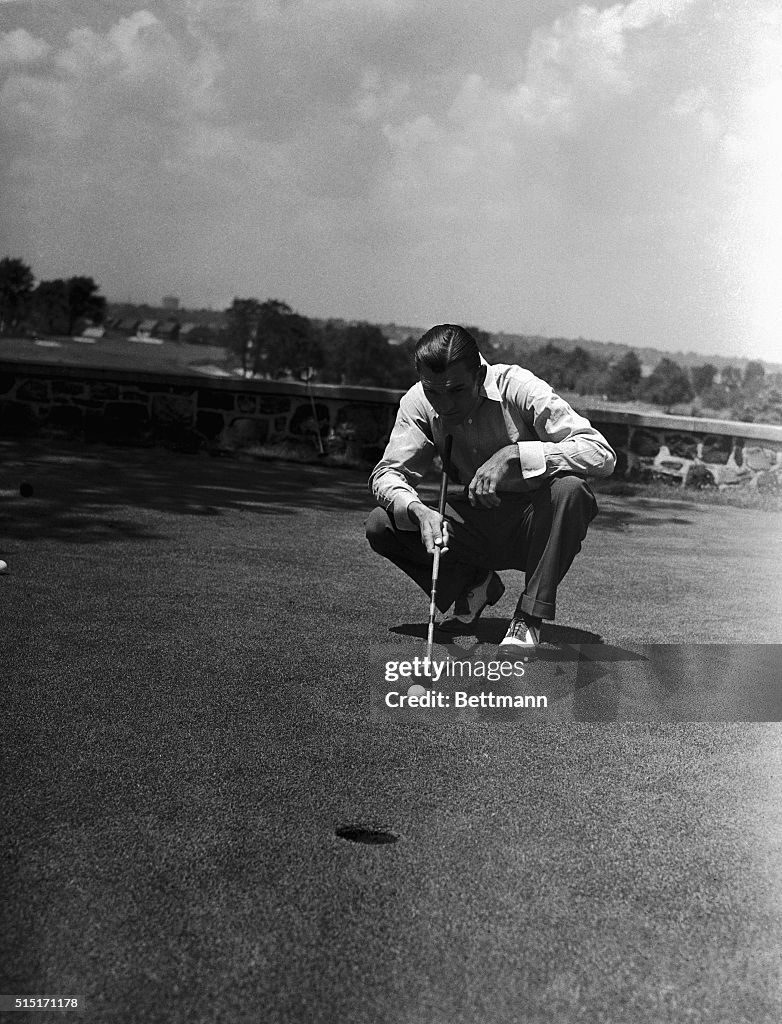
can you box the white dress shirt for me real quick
[370,360,616,529]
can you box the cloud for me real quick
[186,0,412,25]
[54,11,161,76]
[369,0,781,351]
[0,0,780,358]
[380,0,760,230]
[0,1,405,310]
[0,27,50,64]
[716,10,782,355]
[621,0,696,31]
[0,7,223,285]
[1,10,220,135]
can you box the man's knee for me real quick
[365,507,393,552]
[549,474,594,503]
[548,474,598,523]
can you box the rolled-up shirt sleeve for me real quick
[370,389,436,529]
[511,372,616,480]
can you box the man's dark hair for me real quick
[415,324,481,375]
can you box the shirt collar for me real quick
[479,356,502,402]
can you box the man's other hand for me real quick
[468,445,519,507]
[408,501,451,556]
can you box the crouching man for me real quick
[365,324,616,650]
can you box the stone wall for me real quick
[0,360,397,464]
[595,410,782,490]
[2,359,782,489]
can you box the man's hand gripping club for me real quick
[408,501,451,556]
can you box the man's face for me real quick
[419,360,484,427]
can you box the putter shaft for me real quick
[426,435,453,662]
[426,546,442,659]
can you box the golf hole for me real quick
[335,824,400,846]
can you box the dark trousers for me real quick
[365,474,598,620]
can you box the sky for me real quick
[1,0,780,362]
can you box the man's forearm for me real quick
[502,443,527,482]
[493,442,537,490]
[540,436,616,478]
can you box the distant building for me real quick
[162,296,180,311]
[129,319,164,345]
[156,319,180,341]
[78,326,106,341]
[136,319,159,337]
[179,322,218,345]
[115,317,141,335]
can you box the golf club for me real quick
[426,434,453,663]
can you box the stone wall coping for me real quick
[0,358,396,403]
[2,357,781,443]
[588,408,782,442]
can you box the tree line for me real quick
[224,298,416,388]
[222,297,497,390]
[498,342,780,423]
[225,300,781,422]
[2,255,779,422]
[0,257,106,337]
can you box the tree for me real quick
[691,363,717,394]
[65,276,106,333]
[742,360,765,392]
[575,358,611,396]
[224,298,321,378]
[320,321,416,387]
[255,300,320,378]
[606,351,642,400]
[525,343,570,390]
[32,279,69,334]
[225,297,262,377]
[31,276,106,335]
[488,337,609,395]
[561,345,606,392]
[0,256,34,333]
[641,357,693,405]
[720,365,742,390]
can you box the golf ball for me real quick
[0,560,8,574]
[407,684,427,698]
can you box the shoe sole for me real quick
[439,573,505,633]
[498,636,539,650]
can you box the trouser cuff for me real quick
[517,595,555,621]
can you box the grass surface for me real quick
[0,335,228,374]
[1,440,781,1023]
[592,475,782,513]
